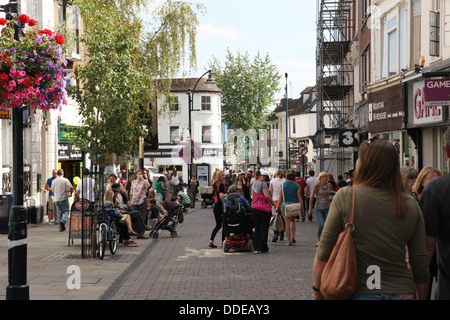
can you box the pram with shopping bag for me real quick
[149,199,182,238]
[222,193,253,252]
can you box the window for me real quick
[169,96,179,112]
[292,118,296,134]
[430,8,440,56]
[201,96,211,111]
[361,45,370,91]
[361,0,370,24]
[411,0,422,66]
[202,126,211,143]
[381,5,407,78]
[445,0,450,46]
[73,6,80,55]
[170,126,179,143]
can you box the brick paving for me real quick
[0,206,319,300]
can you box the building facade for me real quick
[145,78,224,186]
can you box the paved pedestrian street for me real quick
[0,206,317,303]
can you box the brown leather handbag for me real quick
[320,187,358,300]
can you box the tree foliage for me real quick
[71,0,205,158]
[209,49,281,131]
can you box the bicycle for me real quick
[97,205,118,259]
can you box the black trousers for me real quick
[251,208,271,253]
[210,203,224,242]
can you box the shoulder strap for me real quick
[346,187,356,231]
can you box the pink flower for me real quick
[28,86,34,93]
[26,93,32,100]
[39,94,45,101]
[18,62,24,66]
[9,80,16,87]
[7,86,13,91]
[9,68,16,74]
[19,70,26,77]
[7,93,14,100]
[1,103,7,109]
[30,100,38,107]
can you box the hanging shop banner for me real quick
[423,79,450,106]
[339,129,359,147]
[412,81,443,125]
[58,144,82,161]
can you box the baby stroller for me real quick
[149,199,182,238]
[200,186,214,208]
[222,193,253,252]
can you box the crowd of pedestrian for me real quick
[204,126,450,301]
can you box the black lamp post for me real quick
[187,71,215,180]
[1,1,30,300]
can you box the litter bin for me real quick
[0,194,13,234]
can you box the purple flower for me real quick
[36,56,42,61]
[29,58,35,63]
[9,47,16,53]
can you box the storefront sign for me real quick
[144,149,179,158]
[0,109,10,120]
[413,81,443,125]
[58,144,82,160]
[59,124,79,143]
[424,79,450,106]
[368,84,404,133]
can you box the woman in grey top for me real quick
[309,171,331,246]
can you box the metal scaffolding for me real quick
[315,0,354,175]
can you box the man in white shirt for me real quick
[52,169,73,231]
[76,168,97,204]
[305,170,317,222]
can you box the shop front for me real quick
[405,77,450,172]
[368,83,413,167]
[145,144,222,185]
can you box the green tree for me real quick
[71,0,205,158]
[209,49,281,131]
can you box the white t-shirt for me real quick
[52,176,72,202]
[77,177,96,202]
[306,177,318,198]
[270,177,285,201]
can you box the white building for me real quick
[267,86,320,177]
[0,0,81,227]
[145,78,224,186]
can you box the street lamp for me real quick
[0,1,30,300]
[285,73,289,170]
[187,71,216,181]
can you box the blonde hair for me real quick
[274,169,283,178]
[213,170,224,187]
[104,190,115,203]
[412,166,442,196]
[318,171,328,179]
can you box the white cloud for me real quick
[198,24,245,40]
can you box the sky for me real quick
[149,0,318,104]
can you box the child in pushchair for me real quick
[222,185,253,252]
[149,199,182,238]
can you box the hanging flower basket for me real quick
[0,14,68,112]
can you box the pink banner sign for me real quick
[423,79,450,106]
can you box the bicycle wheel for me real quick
[98,223,107,259]
[109,224,118,255]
